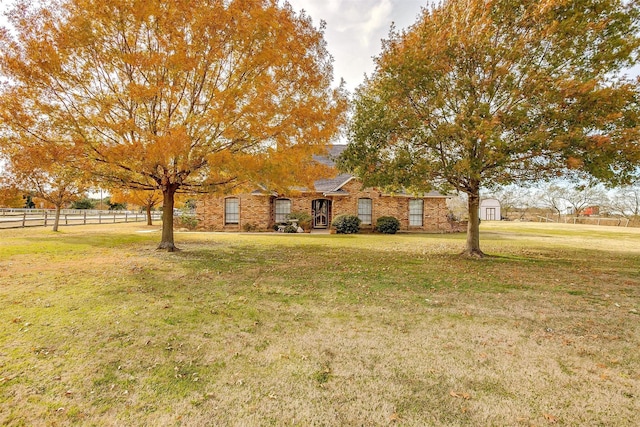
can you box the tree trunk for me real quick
[146,205,153,226]
[463,189,484,258]
[157,186,178,251]
[52,204,62,232]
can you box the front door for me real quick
[312,199,330,228]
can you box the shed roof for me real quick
[480,198,501,207]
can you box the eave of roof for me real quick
[322,189,350,196]
[380,191,453,199]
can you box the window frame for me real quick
[409,199,423,226]
[224,197,240,224]
[357,198,373,225]
[274,198,292,223]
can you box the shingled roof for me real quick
[312,145,353,193]
[246,144,450,198]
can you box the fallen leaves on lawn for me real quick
[450,390,471,399]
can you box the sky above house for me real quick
[286,0,426,92]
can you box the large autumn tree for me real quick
[0,0,346,251]
[340,0,640,257]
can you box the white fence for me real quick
[563,216,630,227]
[534,214,630,227]
[0,208,162,229]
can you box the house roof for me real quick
[251,144,449,198]
[312,145,449,198]
[313,145,353,193]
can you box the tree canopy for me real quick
[340,0,640,256]
[110,188,162,225]
[0,93,89,230]
[0,0,347,250]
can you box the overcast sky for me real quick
[286,0,425,92]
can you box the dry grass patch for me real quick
[0,222,639,425]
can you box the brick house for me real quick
[196,145,452,232]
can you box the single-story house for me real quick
[196,145,453,232]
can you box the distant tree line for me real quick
[447,181,640,222]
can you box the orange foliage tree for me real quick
[110,188,162,226]
[0,180,24,208]
[0,0,347,250]
[1,72,90,230]
[0,130,89,231]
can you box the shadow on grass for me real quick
[164,236,640,299]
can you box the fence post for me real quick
[113,212,116,223]
[22,212,26,227]
[98,211,101,224]
[65,214,68,225]
[125,212,128,223]
[84,211,87,225]
[44,210,48,227]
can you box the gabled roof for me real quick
[313,145,353,193]
[252,144,449,198]
[314,173,353,193]
[312,144,348,167]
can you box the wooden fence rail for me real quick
[0,209,163,229]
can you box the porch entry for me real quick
[312,199,331,228]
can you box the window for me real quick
[275,199,291,223]
[409,199,423,226]
[358,198,372,224]
[225,198,239,224]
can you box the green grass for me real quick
[1,222,639,426]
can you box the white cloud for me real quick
[358,0,393,47]
[287,0,424,90]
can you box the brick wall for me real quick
[196,193,272,231]
[196,180,453,232]
[332,180,450,232]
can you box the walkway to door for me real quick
[310,228,330,234]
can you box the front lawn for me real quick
[1,222,639,425]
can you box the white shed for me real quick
[480,198,501,221]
